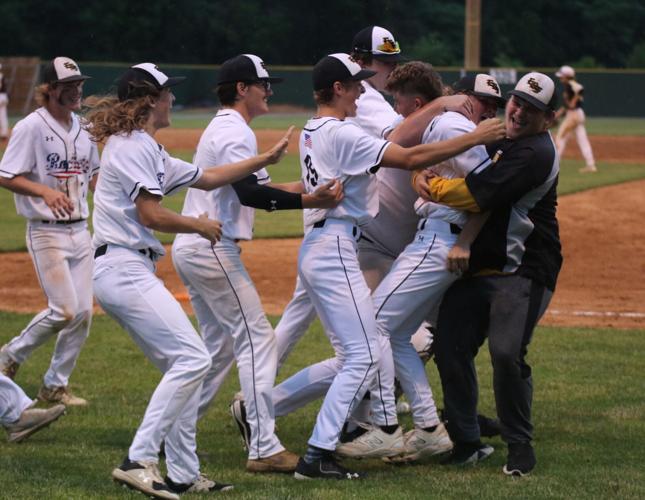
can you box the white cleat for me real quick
[5,404,66,443]
[384,423,453,463]
[336,426,405,459]
[112,458,179,500]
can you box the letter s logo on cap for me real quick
[527,78,543,93]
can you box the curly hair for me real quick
[385,61,444,102]
[83,81,160,143]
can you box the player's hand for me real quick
[264,126,295,165]
[412,170,436,201]
[434,95,474,121]
[195,213,222,243]
[42,187,74,218]
[447,242,470,275]
[473,118,505,144]
[304,179,344,208]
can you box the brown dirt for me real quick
[2,128,644,329]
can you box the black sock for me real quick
[379,424,399,435]
[304,445,327,464]
[422,425,438,433]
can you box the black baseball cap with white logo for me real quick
[117,63,186,101]
[453,73,506,108]
[352,26,404,62]
[313,53,376,91]
[217,54,284,85]
[41,57,91,85]
[508,72,557,111]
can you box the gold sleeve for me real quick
[428,177,481,212]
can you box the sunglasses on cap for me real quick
[376,39,400,54]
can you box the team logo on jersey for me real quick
[63,62,78,71]
[486,79,500,94]
[527,78,543,93]
[156,172,165,188]
[304,133,313,149]
[377,37,400,54]
[45,152,90,178]
[45,136,54,142]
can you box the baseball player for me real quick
[84,62,291,498]
[420,73,562,476]
[554,65,596,173]
[0,57,98,407]
[338,72,506,462]
[0,63,8,140]
[293,53,505,480]
[171,54,341,474]
[1,373,65,443]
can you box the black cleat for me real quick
[441,441,494,466]
[503,442,536,477]
[294,457,363,480]
[165,473,234,493]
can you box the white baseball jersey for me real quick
[174,109,270,245]
[349,82,419,257]
[92,130,203,256]
[414,111,490,226]
[0,108,99,221]
[300,117,390,227]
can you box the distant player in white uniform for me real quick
[1,373,65,443]
[0,57,97,407]
[338,73,505,462]
[292,53,505,480]
[0,63,9,140]
[554,65,596,173]
[171,54,341,474]
[85,63,292,499]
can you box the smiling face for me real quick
[505,95,552,139]
[52,81,84,111]
[336,80,365,117]
[150,88,174,130]
[470,95,499,124]
[391,91,426,118]
[244,80,273,118]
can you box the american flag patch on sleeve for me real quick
[304,133,312,148]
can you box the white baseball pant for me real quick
[0,373,33,425]
[298,219,379,450]
[4,221,92,388]
[93,246,211,484]
[556,108,596,168]
[172,238,284,459]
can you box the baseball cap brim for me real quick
[354,69,377,81]
[471,91,506,108]
[508,90,549,111]
[163,76,187,88]
[55,74,91,84]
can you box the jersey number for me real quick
[304,154,319,188]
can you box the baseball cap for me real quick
[117,63,186,101]
[41,57,91,85]
[453,74,506,108]
[217,54,284,85]
[508,72,557,111]
[312,53,376,91]
[352,26,404,62]
[555,65,575,78]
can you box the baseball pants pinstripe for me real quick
[172,238,284,459]
[0,373,33,425]
[93,246,211,484]
[4,221,92,388]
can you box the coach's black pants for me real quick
[434,274,552,444]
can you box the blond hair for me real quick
[34,83,51,106]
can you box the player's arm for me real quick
[0,174,74,218]
[192,127,294,191]
[135,190,222,243]
[380,118,505,172]
[233,177,343,210]
[446,212,490,274]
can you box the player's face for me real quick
[366,59,398,92]
[505,95,550,139]
[151,89,174,130]
[392,92,424,118]
[471,95,499,124]
[246,80,273,118]
[53,81,84,111]
[339,80,364,117]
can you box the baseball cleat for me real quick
[247,449,300,473]
[502,442,536,477]
[165,473,234,493]
[111,457,179,500]
[294,457,362,480]
[339,420,371,443]
[5,404,66,443]
[383,423,453,463]
[230,399,252,451]
[336,426,405,459]
[441,441,494,466]
[578,165,597,173]
[0,345,20,379]
[38,385,88,406]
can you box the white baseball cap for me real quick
[312,53,376,90]
[41,57,90,84]
[453,73,506,108]
[352,26,404,62]
[217,54,283,85]
[508,72,557,111]
[555,65,575,78]
[117,63,186,101]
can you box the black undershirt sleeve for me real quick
[232,174,303,211]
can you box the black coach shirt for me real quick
[465,131,563,291]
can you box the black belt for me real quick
[40,219,85,225]
[313,219,358,237]
[418,219,462,234]
[94,244,156,261]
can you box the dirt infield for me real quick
[1,179,644,329]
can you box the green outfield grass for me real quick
[0,311,643,499]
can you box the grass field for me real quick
[0,312,643,499]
